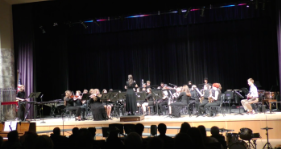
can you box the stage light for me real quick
[39,26,46,34]
[80,21,88,29]
[200,6,205,17]
[184,7,191,18]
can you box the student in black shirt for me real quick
[16,85,27,121]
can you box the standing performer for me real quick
[124,74,138,115]
[64,90,81,121]
[204,83,221,116]
[16,85,27,121]
[241,78,258,114]
[170,85,191,117]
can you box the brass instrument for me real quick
[195,87,204,103]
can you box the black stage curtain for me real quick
[13,2,279,100]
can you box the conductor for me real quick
[125,74,138,115]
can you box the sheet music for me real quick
[4,121,17,131]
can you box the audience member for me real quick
[198,125,218,143]
[211,126,227,149]
[104,130,124,149]
[125,132,142,149]
[179,122,191,134]
[50,127,69,149]
[77,128,93,149]
[147,137,164,149]
[34,135,54,149]
[187,127,206,149]
[2,130,22,149]
[157,123,174,149]
[20,131,38,149]
[174,133,194,149]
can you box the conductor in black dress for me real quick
[125,74,138,115]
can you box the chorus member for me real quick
[102,89,112,119]
[124,74,138,115]
[73,90,87,120]
[64,90,81,121]
[16,85,27,121]
[146,80,151,88]
[241,78,258,114]
[170,85,191,117]
[204,83,221,116]
[142,88,154,115]
[198,84,211,115]
[90,89,107,121]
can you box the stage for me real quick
[33,111,281,148]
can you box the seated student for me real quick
[241,78,259,114]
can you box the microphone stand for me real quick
[40,95,45,123]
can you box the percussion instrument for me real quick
[239,128,253,140]
[226,133,239,146]
[229,140,247,149]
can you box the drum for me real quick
[226,133,239,146]
[229,140,247,149]
[240,128,253,140]
[264,92,276,99]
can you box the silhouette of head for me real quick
[53,127,60,135]
[135,123,144,136]
[158,123,167,135]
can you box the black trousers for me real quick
[18,103,26,121]
[198,99,209,114]
[158,100,168,114]
[77,104,87,118]
[204,101,220,114]
[66,106,81,117]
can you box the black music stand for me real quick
[234,91,244,115]
[136,92,146,115]
[152,89,163,115]
[118,92,126,116]
[109,92,120,117]
[24,92,42,121]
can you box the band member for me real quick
[142,88,154,115]
[198,84,211,115]
[158,90,169,115]
[204,78,209,85]
[159,82,165,89]
[89,89,107,120]
[204,83,221,116]
[83,89,88,94]
[188,81,192,89]
[125,74,138,115]
[241,78,258,114]
[73,90,87,120]
[170,85,191,117]
[146,80,151,88]
[102,89,112,119]
[64,90,81,121]
[190,85,200,111]
[16,85,27,121]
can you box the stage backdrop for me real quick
[14,1,279,101]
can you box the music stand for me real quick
[234,91,244,115]
[136,92,146,115]
[152,89,163,115]
[109,92,120,117]
[24,92,42,121]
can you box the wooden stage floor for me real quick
[33,111,281,140]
